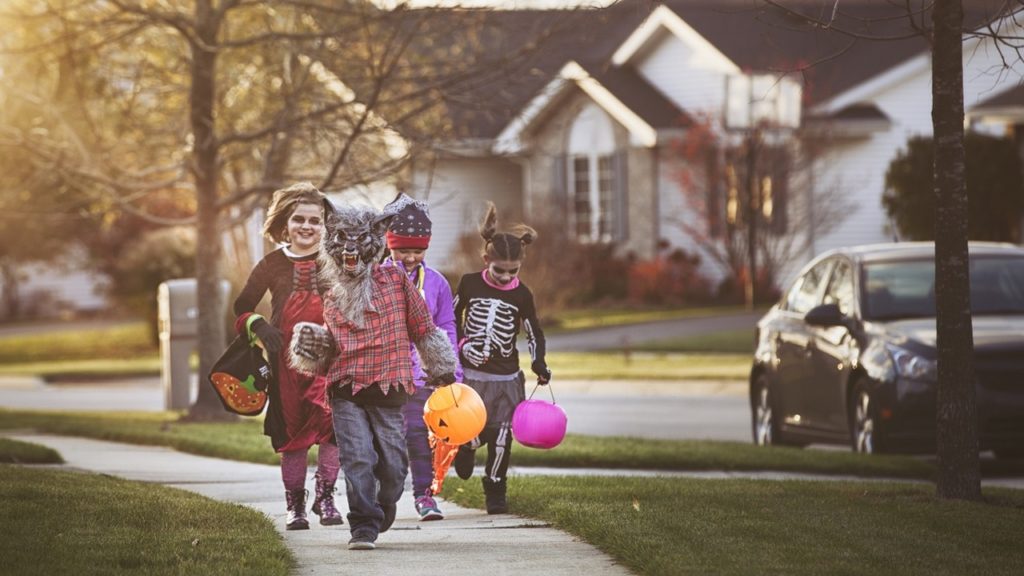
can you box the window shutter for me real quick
[613,150,629,242]
[706,146,722,238]
[770,147,789,234]
[551,154,568,217]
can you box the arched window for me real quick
[568,104,619,243]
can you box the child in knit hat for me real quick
[382,194,462,520]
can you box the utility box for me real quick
[158,278,229,410]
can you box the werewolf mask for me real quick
[320,200,393,279]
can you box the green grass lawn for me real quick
[0,409,939,479]
[0,322,157,363]
[0,465,292,576]
[0,319,754,381]
[0,437,63,464]
[443,475,1024,576]
[550,305,757,332]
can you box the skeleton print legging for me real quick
[464,371,525,483]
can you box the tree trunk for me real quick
[0,261,20,321]
[186,0,231,421]
[931,0,980,500]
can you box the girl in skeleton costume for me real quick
[451,202,551,515]
[233,182,342,531]
[289,198,458,551]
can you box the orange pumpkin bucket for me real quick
[423,383,486,446]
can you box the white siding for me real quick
[411,157,523,274]
[634,30,731,120]
[14,258,109,317]
[655,149,729,285]
[812,32,1024,263]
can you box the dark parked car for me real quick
[750,242,1024,456]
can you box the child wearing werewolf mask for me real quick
[289,198,458,551]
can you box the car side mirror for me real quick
[805,303,852,329]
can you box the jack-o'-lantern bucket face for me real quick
[423,383,486,445]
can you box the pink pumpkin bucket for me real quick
[512,384,567,449]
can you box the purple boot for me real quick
[311,477,344,526]
[285,489,310,530]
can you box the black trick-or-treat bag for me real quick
[208,332,272,416]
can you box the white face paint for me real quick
[286,203,323,256]
[485,257,522,286]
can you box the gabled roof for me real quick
[432,0,1009,141]
[494,60,688,154]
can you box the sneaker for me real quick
[380,503,397,533]
[415,495,445,521]
[348,538,376,551]
[453,445,476,480]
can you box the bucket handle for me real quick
[526,381,556,404]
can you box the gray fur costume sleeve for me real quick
[413,326,459,385]
[288,321,336,376]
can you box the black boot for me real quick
[482,478,507,515]
[454,445,476,480]
[285,489,310,530]
[312,477,344,526]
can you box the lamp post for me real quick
[724,73,801,309]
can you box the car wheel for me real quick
[849,380,881,454]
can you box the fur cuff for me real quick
[288,322,335,376]
[414,327,459,383]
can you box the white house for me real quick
[404,0,1024,288]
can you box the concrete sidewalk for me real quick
[7,432,633,576]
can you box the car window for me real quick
[785,260,830,314]
[969,257,1024,314]
[823,259,854,316]
[863,255,1024,320]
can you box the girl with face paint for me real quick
[233,182,341,530]
[451,202,550,515]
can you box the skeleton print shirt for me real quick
[453,270,546,376]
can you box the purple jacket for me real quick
[383,257,463,387]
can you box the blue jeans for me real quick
[331,398,408,541]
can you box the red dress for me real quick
[273,259,333,451]
[234,250,334,452]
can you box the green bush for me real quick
[106,227,196,343]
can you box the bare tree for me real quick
[1,0,569,419]
[669,113,854,302]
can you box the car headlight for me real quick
[887,344,937,381]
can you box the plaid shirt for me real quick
[323,265,435,396]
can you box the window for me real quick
[823,259,854,316]
[568,104,620,243]
[785,260,831,314]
